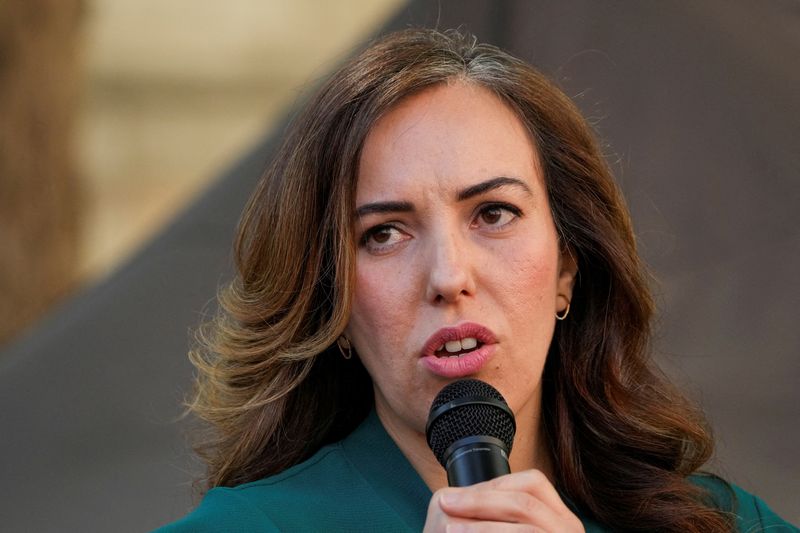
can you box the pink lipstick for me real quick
[419,322,497,378]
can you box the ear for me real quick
[556,249,578,314]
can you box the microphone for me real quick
[425,379,516,487]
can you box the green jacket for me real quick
[156,411,797,532]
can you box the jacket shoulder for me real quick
[151,487,279,533]
[691,474,798,532]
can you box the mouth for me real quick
[419,323,497,378]
[421,322,497,357]
[433,337,484,358]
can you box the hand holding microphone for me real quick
[423,379,584,532]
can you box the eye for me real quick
[472,203,522,230]
[359,224,410,254]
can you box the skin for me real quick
[346,81,581,531]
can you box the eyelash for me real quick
[472,202,523,229]
[359,224,404,251]
[359,202,523,253]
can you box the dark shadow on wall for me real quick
[0,1,797,530]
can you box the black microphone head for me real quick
[426,379,516,467]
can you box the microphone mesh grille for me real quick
[427,379,515,466]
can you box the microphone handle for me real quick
[445,435,511,487]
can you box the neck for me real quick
[375,393,554,492]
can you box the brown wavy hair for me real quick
[188,28,734,531]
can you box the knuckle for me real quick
[511,492,542,518]
[434,487,454,501]
[486,474,508,489]
[560,511,584,532]
[525,469,548,486]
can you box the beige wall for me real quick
[79,0,403,281]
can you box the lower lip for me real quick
[420,344,496,378]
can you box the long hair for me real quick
[189,29,733,531]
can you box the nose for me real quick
[424,229,476,304]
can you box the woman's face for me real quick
[346,82,576,440]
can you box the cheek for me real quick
[495,241,559,309]
[349,261,418,353]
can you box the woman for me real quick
[157,29,795,532]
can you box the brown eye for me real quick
[371,228,392,244]
[472,203,522,230]
[480,207,503,225]
[360,224,410,254]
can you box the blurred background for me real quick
[0,0,403,345]
[1,1,797,531]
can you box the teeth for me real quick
[438,337,479,354]
[445,340,462,353]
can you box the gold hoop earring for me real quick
[336,336,352,359]
[555,302,570,321]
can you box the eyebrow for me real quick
[355,200,415,218]
[456,176,532,201]
[355,176,532,217]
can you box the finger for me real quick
[477,470,570,514]
[444,519,542,533]
[438,489,562,531]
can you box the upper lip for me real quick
[420,322,497,357]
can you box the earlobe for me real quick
[556,251,578,314]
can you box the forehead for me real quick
[357,82,541,200]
